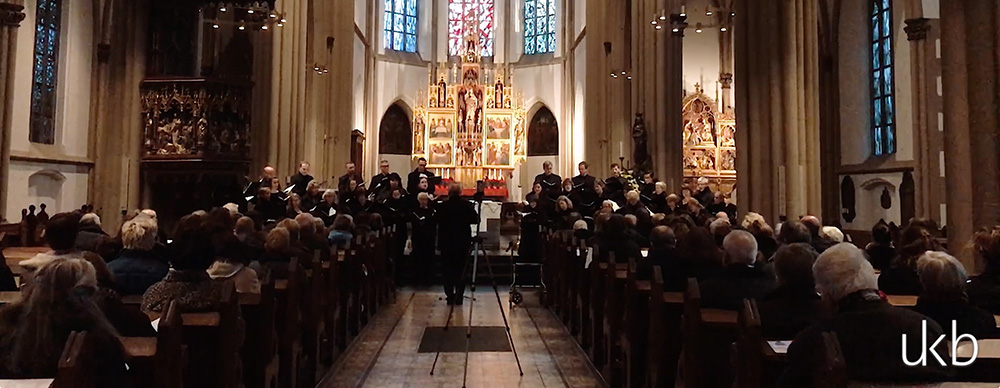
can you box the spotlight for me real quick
[247,9,254,14]
[280,18,287,23]
[261,25,268,30]
[706,10,713,16]
[659,15,666,21]
[672,27,679,32]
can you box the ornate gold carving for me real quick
[682,86,736,191]
[904,18,931,41]
[140,79,251,159]
[719,73,733,89]
[0,3,25,27]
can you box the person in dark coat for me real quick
[407,157,436,195]
[310,189,340,226]
[865,222,897,271]
[300,180,324,212]
[636,225,679,283]
[533,160,562,205]
[409,192,437,286]
[595,214,642,263]
[0,250,16,292]
[288,161,314,196]
[879,223,943,296]
[604,163,626,204]
[369,160,394,200]
[251,186,285,222]
[517,198,545,263]
[693,177,715,208]
[434,184,480,304]
[243,165,277,205]
[698,230,775,310]
[778,243,952,387]
[571,161,597,206]
[757,243,823,339]
[337,162,364,196]
[968,226,1000,314]
[74,213,109,253]
[913,251,996,339]
[107,215,169,296]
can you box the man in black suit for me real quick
[604,163,626,203]
[369,160,394,200]
[289,161,314,196]
[435,183,480,305]
[778,243,953,387]
[407,157,436,195]
[337,162,364,195]
[533,160,561,205]
[636,226,679,283]
[698,230,775,310]
[243,165,277,200]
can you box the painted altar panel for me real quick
[682,85,737,194]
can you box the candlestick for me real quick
[619,141,624,158]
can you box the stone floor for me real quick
[318,287,607,388]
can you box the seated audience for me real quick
[107,215,169,296]
[263,227,293,263]
[22,213,104,272]
[968,226,1000,314]
[74,213,109,253]
[913,251,995,339]
[757,243,822,339]
[572,219,592,241]
[636,226,682,287]
[709,218,732,248]
[0,259,127,385]
[698,230,775,310]
[141,230,225,313]
[328,215,355,247]
[207,234,261,294]
[777,220,812,246]
[865,222,897,271]
[595,214,642,263]
[676,226,722,281]
[553,195,576,230]
[778,243,952,386]
[879,222,943,295]
[0,250,15,292]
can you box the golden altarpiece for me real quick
[682,84,737,194]
[411,20,527,196]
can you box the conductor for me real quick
[435,182,481,305]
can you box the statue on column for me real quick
[632,113,650,171]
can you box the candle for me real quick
[619,141,624,157]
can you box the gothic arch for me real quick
[379,101,413,155]
[527,105,558,156]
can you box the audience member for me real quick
[778,243,952,386]
[141,230,225,313]
[879,222,943,295]
[0,259,127,385]
[757,243,822,339]
[676,226,722,281]
[777,220,812,246]
[913,251,995,339]
[328,215,355,247]
[22,213,101,272]
[636,226,681,287]
[865,222,897,271]
[709,218,732,248]
[698,230,775,310]
[207,234,261,294]
[107,215,168,296]
[595,214,642,263]
[74,213,108,253]
[969,226,1000,314]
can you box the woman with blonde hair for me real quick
[0,259,127,384]
[108,215,169,296]
[914,251,994,338]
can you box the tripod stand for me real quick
[428,192,524,387]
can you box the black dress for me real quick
[408,206,437,285]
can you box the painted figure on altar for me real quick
[431,118,453,139]
[487,117,510,139]
[430,142,453,165]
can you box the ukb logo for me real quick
[902,320,978,367]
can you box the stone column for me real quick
[905,18,934,221]
[662,6,685,193]
[734,0,821,222]
[0,1,24,222]
[940,1,1000,271]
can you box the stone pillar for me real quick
[0,1,24,222]
[940,1,1000,271]
[734,0,822,222]
[662,6,685,193]
[905,18,934,221]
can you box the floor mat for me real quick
[417,326,513,353]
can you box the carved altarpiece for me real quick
[682,84,737,194]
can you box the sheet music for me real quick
[283,184,295,194]
[151,318,160,332]
[767,340,790,354]
[584,248,593,269]
[329,208,337,217]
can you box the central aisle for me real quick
[319,288,606,388]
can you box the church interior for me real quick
[2,0,1000,387]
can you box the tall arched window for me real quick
[384,0,418,52]
[871,0,894,156]
[527,106,558,156]
[448,0,494,57]
[524,0,555,55]
[29,0,63,144]
[379,103,413,155]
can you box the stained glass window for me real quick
[384,0,418,52]
[29,0,62,144]
[871,0,894,155]
[523,0,556,55]
[448,0,494,57]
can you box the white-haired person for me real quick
[693,176,715,208]
[107,215,168,296]
[742,212,779,261]
[756,243,822,339]
[698,230,775,310]
[777,243,952,387]
[311,189,339,226]
[912,251,995,339]
[648,181,669,213]
[74,212,109,254]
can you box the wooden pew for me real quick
[121,299,185,388]
[621,257,652,388]
[53,331,94,388]
[733,298,763,388]
[239,274,279,388]
[576,242,593,350]
[326,248,347,353]
[681,277,739,388]
[601,253,629,385]
[176,282,242,388]
[587,246,607,368]
[300,250,330,387]
[646,267,684,388]
[274,258,304,388]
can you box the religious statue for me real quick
[632,113,650,170]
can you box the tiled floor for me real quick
[319,287,607,388]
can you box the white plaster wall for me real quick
[11,0,93,158]
[574,0,585,38]
[355,0,368,36]
[513,63,563,195]
[839,172,904,231]
[374,61,430,131]
[682,0,722,99]
[7,161,89,218]
[378,154,414,176]
[838,0,916,164]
